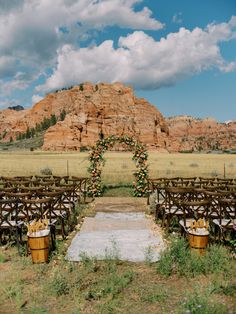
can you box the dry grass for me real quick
[0,240,235,314]
[0,151,235,184]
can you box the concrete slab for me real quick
[66,229,163,262]
[66,210,165,263]
[95,212,145,220]
[80,217,151,233]
[93,197,147,212]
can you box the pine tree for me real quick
[26,127,31,139]
[50,114,57,126]
[60,109,66,121]
[31,128,36,138]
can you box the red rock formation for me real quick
[166,116,236,151]
[0,82,169,151]
[42,82,169,151]
[0,83,235,152]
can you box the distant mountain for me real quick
[0,82,169,151]
[8,105,24,111]
[166,116,236,152]
[0,83,235,151]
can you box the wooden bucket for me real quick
[28,234,49,263]
[188,232,209,255]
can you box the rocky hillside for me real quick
[166,116,236,152]
[0,83,235,152]
[0,82,169,151]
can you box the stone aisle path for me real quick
[66,198,165,263]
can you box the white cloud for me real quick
[0,56,18,78]
[0,0,163,67]
[38,17,236,91]
[0,72,39,96]
[32,94,43,105]
[0,98,20,109]
[172,12,183,24]
[0,0,163,99]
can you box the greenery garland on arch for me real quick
[88,135,149,197]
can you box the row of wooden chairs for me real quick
[0,175,90,203]
[148,177,236,191]
[0,177,90,253]
[148,178,236,241]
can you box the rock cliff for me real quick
[0,82,169,151]
[166,116,236,151]
[0,83,235,152]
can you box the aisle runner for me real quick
[66,211,165,263]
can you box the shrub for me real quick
[156,236,233,278]
[100,271,134,298]
[48,271,71,296]
[180,289,229,314]
[40,166,53,175]
[211,170,219,177]
[189,162,199,168]
[0,252,6,263]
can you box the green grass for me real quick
[0,205,235,313]
[0,252,7,263]
[102,184,134,197]
[156,236,234,278]
[0,132,45,151]
[180,288,229,314]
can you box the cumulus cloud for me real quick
[0,0,162,96]
[172,12,183,24]
[0,0,24,14]
[0,0,162,65]
[32,94,43,105]
[38,16,236,91]
[0,56,18,79]
[0,98,21,110]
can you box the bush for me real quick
[48,271,71,296]
[156,236,233,278]
[181,289,229,314]
[40,166,53,175]
[189,162,199,168]
[0,252,6,263]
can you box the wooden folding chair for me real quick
[212,198,236,241]
[0,199,23,254]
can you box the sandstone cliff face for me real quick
[0,82,169,151]
[166,116,236,151]
[42,82,169,151]
[0,83,235,152]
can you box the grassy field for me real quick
[0,151,235,184]
[0,204,235,314]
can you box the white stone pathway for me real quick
[66,199,165,263]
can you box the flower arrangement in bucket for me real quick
[87,135,149,197]
[188,218,209,254]
[27,219,50,263]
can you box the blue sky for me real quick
[0,0,235,121]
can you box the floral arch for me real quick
[88,135,149,197]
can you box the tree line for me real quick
[15,109,66,141]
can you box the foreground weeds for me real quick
[156,236,234,278]
[0,234,235,313]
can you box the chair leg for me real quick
[50,225,56,251]
[15,228,21,256]
[60,217,66,239]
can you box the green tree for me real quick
[26,127,31,139]
[41,117,50,130]
[50,114,57,125]
[60,109,66,121]
[36,123,42,132]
